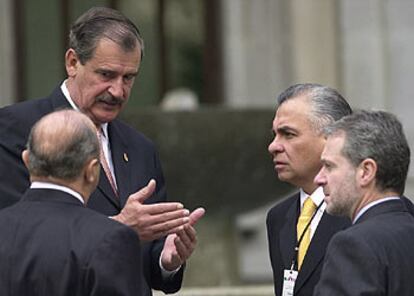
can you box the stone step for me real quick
[153,285,274,296]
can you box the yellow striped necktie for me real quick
[297,197,316,270]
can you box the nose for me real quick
[314,168,326,187]
[108,78,124,98]
[268,136,283,155]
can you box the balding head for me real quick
[26,109,99,180]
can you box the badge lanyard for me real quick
[289,200,324,271]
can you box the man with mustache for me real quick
[313,110,414,295]
[0,7,204,296]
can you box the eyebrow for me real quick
[276,125,297,134]
[95,68,138,76]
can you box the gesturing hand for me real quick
[161,207,205,271]
[112,179,190,242]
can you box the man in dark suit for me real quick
[313,110,414,295]
[0,7,204,295]
[266,84,353,296]
[0,109,144,295]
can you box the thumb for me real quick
[132,179,157,203]
[189,207,205,226]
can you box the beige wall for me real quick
[221,0,414,198]
[221,0,339,107]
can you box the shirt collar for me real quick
[30,181,85,204]
[300,186,326,212]
[60,80,109,135]
[353,196,401,224]
[61,80,79,111]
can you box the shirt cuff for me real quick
[159,250,182,278]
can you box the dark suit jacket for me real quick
[314,199,414,296]
[0,188,143,296]
[0,86,183,295]
[266,192,351,296]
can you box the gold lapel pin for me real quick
[123,153,129,162]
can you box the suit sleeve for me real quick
[266,208,283,296]
[86,226,144,296]
[145,149,184,293]
[313,231,385,296]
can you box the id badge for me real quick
[282,269,298,296]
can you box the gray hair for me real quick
[26,110,100,180]
[277,83,352,133]
[69,6,144,64]
[325,110,410,195]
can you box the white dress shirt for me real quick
[299,186,326,239]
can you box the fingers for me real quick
[145,208,189,225]
[130,179,156,203]
[119,181,205,243]
[140,217,190,241]
[189,207,205,226]
[160,234,182,271]
[178,225,196,247]
[145,202,185,215]
[146,207,203,241]
[174,225,197,261]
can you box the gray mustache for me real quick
[96,94,123,105]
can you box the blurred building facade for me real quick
[2,0,413,193]
[1,0,414,291]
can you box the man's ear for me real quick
[85,158,100,184]
[65,48,80,77]
[357,158,377,187]
[22,150,30,169]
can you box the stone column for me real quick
[339,0,414,199]
[339,0,388,109]
[385,1,414,199]
[288,0,339,88]
[0,0,16,107]
[221,0,340,108]
[221,0,292,107]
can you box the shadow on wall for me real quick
[122,108,294,286]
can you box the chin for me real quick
[97,113,118,124]
[277,171,291,181]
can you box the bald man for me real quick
[0,110,143,296]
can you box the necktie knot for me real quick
[301,197,316,217]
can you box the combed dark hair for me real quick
[69,6,144,64]
[277,83,352,133]
[26,110,100,180]
[325,110,410,195]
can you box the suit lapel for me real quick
[279,195,300,269]
[50,86,71,110]
[96,165,120,208]
[107,121,131,208]
[294,212,351,292]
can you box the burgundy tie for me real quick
[97,128,118,197]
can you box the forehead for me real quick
[322,134,346,161]
[273,95,313,129]
[89,38,141,70]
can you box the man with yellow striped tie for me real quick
[266,83,353,296]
